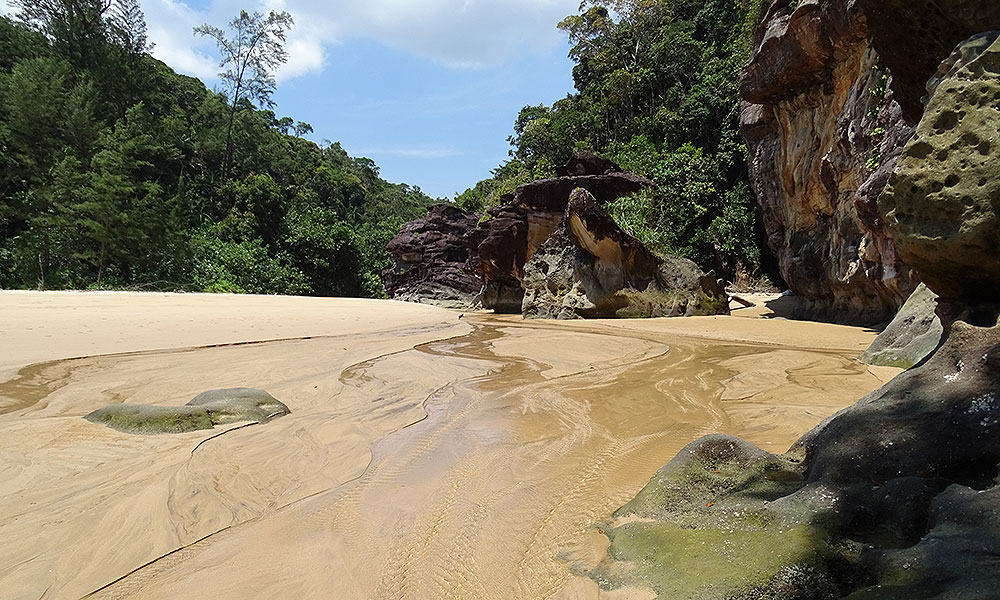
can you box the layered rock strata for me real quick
[522,189,728,319]
[381,203,483,309]
[596,30,1000,599]
[465,154,653,314]
[741,0,917,324]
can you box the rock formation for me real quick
[879,31,1000,304]
[465,153,654,314]
[522,189,728,319]
[463,204,530,314]
[384,154,729,321]
[381,204,483,309]
[859,283,943,369]
[741,0,1000,325]
[740,0,917,324]
[85,388,290,434]
[856,0,1000,123]
[595,25,1000,600]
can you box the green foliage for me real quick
[195,10,294,178]
[458,0,768,278]
[0,10,435,296]
[192,230,308,295]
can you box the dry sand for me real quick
[0,291,900,600]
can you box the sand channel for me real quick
[0,291,899,599]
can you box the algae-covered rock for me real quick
[596,307,1000,599]
[880,32,1000,302]
[84,388,290,434]
[859,283,943,368]
[591,436,850,599]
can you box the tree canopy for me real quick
[457,0,770,282]
[0,8,436,295]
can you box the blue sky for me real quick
[131,0,583,199]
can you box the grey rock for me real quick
[85,387,290,435]
[859,283,943,368]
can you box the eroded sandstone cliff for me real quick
[741,0,917,324]
[742,0,1000,325]
[595,20,1000,600]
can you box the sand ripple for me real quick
[0,294,896,600]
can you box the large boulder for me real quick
[382,203,483,308]
[522,189,728,319]
[594,309,1000,599]
[879,32,1000,303]
[85,388,290,435]
[740,0,918,325]
[859,283,943,369]
[465,152,653,314]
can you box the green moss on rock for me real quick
[598,521,838,599]
[84,387,290,434]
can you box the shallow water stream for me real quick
[0,311,890,600]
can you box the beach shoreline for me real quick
[0,292,899,599]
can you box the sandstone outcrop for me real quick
[522,189,728,319]
[856,0,1000,123]
[741,0,917,324]
[382,204,483,309]
[859,283,943,369]
[465,153,653,314]
[879,32,1000,304]
[596,27,1000,600]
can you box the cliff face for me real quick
[741,0,917,324]
[597,28,1000,599]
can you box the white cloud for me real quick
[5,1,578,82]
[139,0,578,83]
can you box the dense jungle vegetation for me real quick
[1,0,769,296]
[456,0,768,281]
[0,1,435,295]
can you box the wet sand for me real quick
[0,292,899,599]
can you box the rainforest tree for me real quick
[195,10,294,179]
[459,0,769,280]
[0,9,435,295]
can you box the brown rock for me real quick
[555,151,623,176]
[382,204,483,308]
[463,206,529,314]
[740,0,917,324]
[465,153,652,313]
[857,0,1000,123]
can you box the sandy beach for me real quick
[0,291,899,599]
